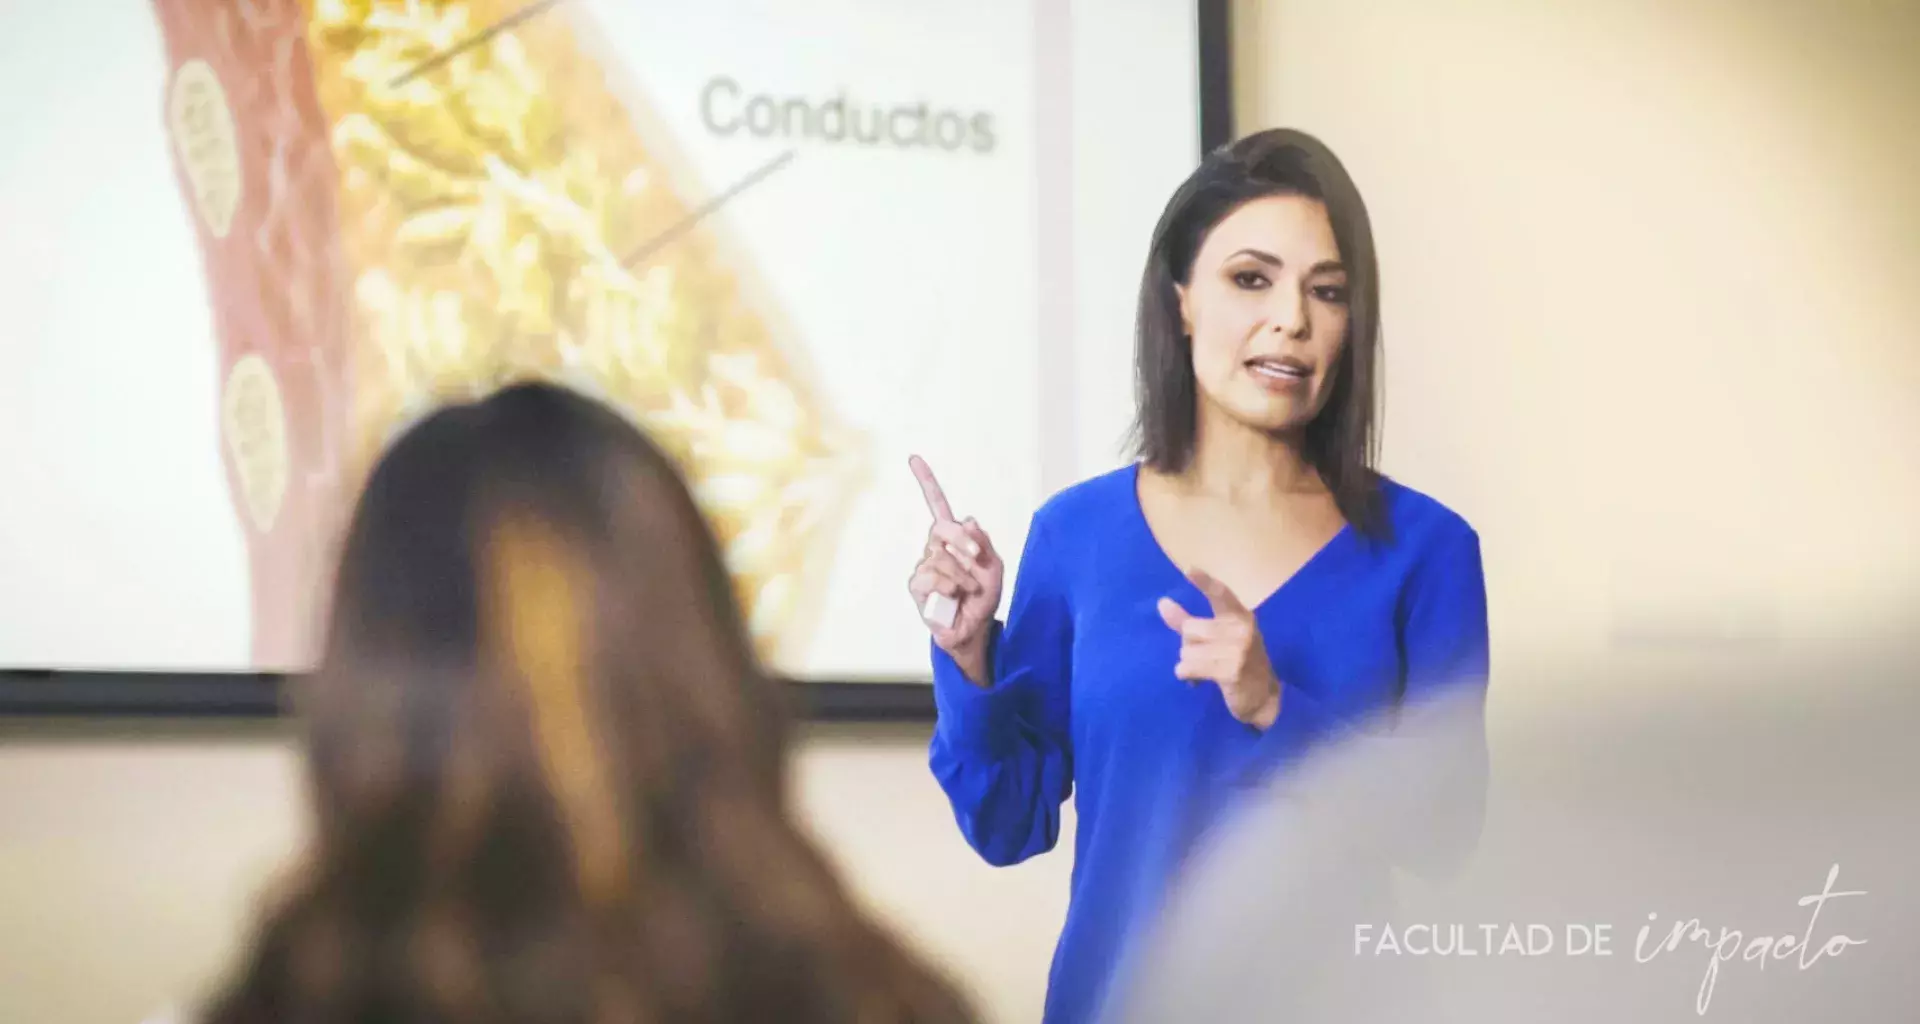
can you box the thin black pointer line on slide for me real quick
[390,0,571,87]
[383,0,797,268]
[621,149,799,269]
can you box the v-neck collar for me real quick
[1125,461,1355,614]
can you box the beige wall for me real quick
[4,2,1916,1023]
[1233,0,1920,704]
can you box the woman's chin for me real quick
[1229,396,1316,436]
[1198,383,1322,437]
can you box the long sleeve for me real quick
[1207,519,1491,879]
[927,470,1498,1024]
[928,512,1074,867]
[1386,522,1491,879]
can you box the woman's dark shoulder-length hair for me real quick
[200,381,974,1024]
[1128,127,1387,537]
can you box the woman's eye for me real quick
[1232,270,1269,290]
[1312,285,1350,304]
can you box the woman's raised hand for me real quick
[906,456,1003,683]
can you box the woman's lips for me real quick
[1246,357,1310,390]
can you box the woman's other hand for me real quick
[1158,570,1282,729]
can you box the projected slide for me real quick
[0,0,1199,678]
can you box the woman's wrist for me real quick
[947,635,992,688]
[1243,680,1282,730]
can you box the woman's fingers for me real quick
[1173,649,1235,684]
[927,525,998,595]
[911,569,988,645]
[928,519,987,565]
[1173,653,1228,683]
[910,566,965,601]
[904,457,1000,647]
[926,556,976,596]
[909,455,955,523]
[1158,598,1226,643]
[959,516,997,560]
[1173,624,1246,677]
[1186,569,1250,619]
[920,547,984,594]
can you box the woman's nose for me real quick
[1267,283,1309,338]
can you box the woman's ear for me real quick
[1174,282,1194,338]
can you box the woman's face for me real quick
[1177,194,1350,437]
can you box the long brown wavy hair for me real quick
[201,382,975,1024]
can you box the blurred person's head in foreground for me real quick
[1102,644,1919,1023]
[201,381,974,1024]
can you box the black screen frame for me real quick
[0,2,1235,722]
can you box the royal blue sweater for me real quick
[929,464,1490,1023]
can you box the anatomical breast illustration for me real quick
[151,0,863,671]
